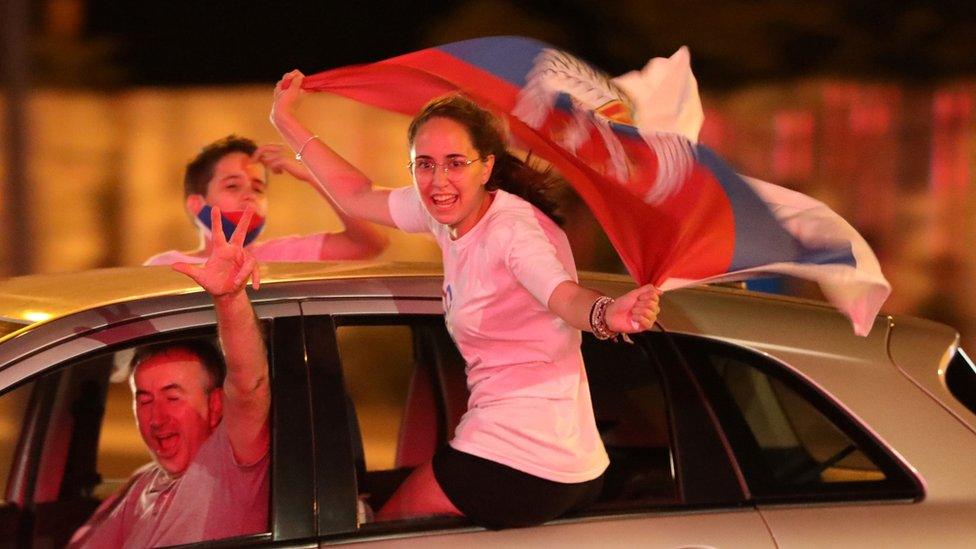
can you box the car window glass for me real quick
[723,364,880,482]
[13,351,119,546]
[0,381,35,503]
[946,349,976,416]
[36,350,153,506]
[675,334,919,502]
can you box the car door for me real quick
[669,333,940,548]
[0,299,320,548]
[299,295,778,547]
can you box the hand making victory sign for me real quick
[172,206,261,297]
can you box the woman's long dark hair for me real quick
[407,94,564,224]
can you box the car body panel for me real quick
[0,264,634,337]
[0,262,445,324]
[887,315,976,432]
[661,285,976,485]
[335,509,776,548]
[658,285,976,547]
[758,500,976,549]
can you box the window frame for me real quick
[578,331,748,515]
[307,312,461,540]
[670,332,923,505]
[307,315,759,543]
[0,301,315,548]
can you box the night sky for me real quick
[69,0,976,89]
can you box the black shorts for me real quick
[431,445,604,530]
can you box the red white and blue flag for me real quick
[302,36,890,336]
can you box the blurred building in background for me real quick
[2,0,975,342]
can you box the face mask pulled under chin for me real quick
[195,205,266,246]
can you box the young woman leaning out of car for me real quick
[271,70,660,529]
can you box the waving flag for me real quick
[302,36,890,335]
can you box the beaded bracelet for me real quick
[589,295,617,340]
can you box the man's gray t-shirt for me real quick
[71,423,269,548]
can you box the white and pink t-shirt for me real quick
[389,186,609,483]
[143,233,329,266]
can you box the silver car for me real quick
[0,263,974,548]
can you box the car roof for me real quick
[1,261,967,430]
[0,262,643,342]
[0,261,954,359]
[0,263,424,336]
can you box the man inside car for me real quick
[72,208,270,547]
[144,134,388,265]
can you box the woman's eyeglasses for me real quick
[408,157,483,180]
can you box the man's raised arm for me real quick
[173,206,270,465]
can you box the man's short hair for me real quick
[130,339,227,391]
[183,135,258,199]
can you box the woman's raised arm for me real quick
[271,70,397,227]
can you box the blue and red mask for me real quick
[195,205,266,246]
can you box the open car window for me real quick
[0,325,277,548]
[580,333,678,508]
[333,317,453,526]
[332,317,703,536]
